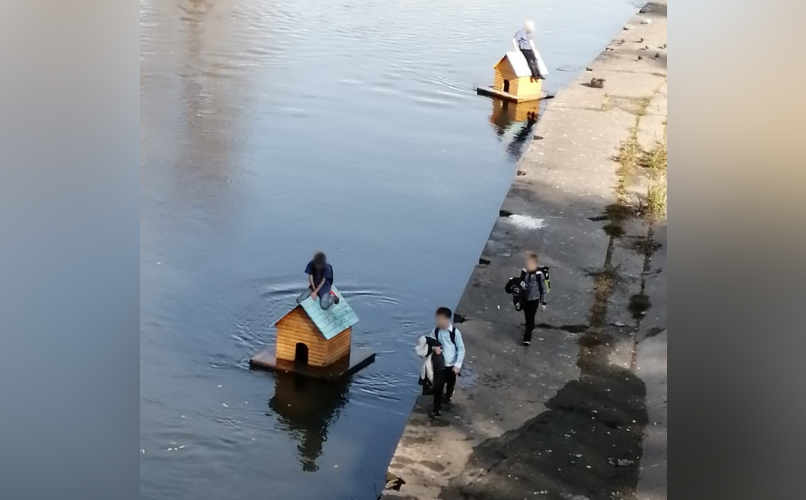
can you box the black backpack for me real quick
[540,266,551,294]
[433,326,457,347]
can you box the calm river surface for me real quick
[140,1,639,498]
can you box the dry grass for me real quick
[646,171,667,217]
[617,130,640,170]
[643,141,667,170]
[644,141,668,217]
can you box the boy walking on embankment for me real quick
[519,252,548,345]
[429,307,466,417]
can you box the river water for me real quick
[140,0,639,498]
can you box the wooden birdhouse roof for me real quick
[274,286,359,340]
[495,51,532,78]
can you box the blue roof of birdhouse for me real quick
[276,286,359,340]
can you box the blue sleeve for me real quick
[304,261,313,275]
[324,264,333,283]
[454,330,466,370]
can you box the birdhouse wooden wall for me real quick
[275,307,352,367]
[514,77,542,99]
[493,65,517,93]
[493,57,543,100]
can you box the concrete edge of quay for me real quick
[381,2,667,499]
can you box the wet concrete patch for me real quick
[628,293,652,319]
[603,222,626,238]
[400,437,430,447]
[420,461,446,473]
[625,235,663,255]
[537,323,589,334]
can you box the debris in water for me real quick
[141,449,145,454]
[222,403,228,408]
[642,18,653,24]
[608,458,635,467]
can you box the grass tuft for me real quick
[643,141,668,217]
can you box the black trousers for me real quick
[523,299,541,342]
[520,49,542,79]
[432,368,457,412]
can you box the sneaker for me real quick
[444,397,453,408]
[522,340,531,346]
[428,410,441,419]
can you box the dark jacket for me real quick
[425,337,446,371]
[520,268,547,305]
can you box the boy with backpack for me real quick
[428,307,465,417]
[517,252,549,345]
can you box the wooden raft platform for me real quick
[476,86,549,102]
[250,348,376,382]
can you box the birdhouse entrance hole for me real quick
[295,343,309,366]
[503,80,510,93]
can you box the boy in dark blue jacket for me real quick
[297,252,339,310]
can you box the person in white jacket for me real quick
[513,20,545,81]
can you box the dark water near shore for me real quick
[140,0,638,498]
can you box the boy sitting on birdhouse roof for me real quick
[297,252,340,310]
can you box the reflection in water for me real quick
[488,99,540,160]
[268,373,350,472]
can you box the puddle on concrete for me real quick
[537,323,589,334]
[603,222,627,238]
[628,292,652,319]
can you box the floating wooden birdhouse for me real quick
[250,287,375,381]
[478,51,544,102]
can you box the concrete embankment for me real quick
[382,2,667,499]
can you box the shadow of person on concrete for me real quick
[441,342,648,500]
